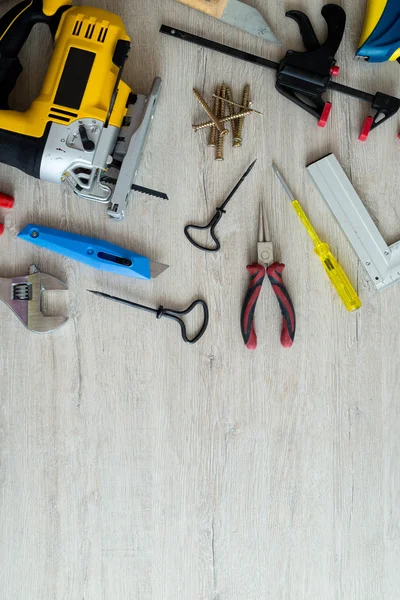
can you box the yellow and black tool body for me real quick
[357,0,400,63]
[0,1,164,220]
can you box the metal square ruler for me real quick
[307,154,400,291]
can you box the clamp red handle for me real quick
[240,263,266,350]
[266,262,296,348]
[0,193,14,208]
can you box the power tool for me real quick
[357,0,400,63]
[0,0,166,220]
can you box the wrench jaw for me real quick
[0,266,68,333]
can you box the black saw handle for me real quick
[0,0,71,105]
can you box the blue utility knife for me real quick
[18,225,169,280]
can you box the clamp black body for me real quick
[160,3,400,140]
[276,4,345,127]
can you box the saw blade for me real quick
[221,0,280,45]
[102,177,168,201]
[131,184,169,201]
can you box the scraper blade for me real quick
[176,0,280,45]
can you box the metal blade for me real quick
[272,164,295,202]
[150,261,169,279]
[221,0,280,45]
[107,77,162,220]
[257,204,274,267]
[131,184,169,201]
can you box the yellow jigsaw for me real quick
[0,0,164,220]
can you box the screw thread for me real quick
[208,86,221,147]
[226,87,237,139]
[233,84,250,148]
[193,88,229,136]
[216,84,227,161]
[192,110,253,132]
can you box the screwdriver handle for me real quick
[315,243,362,312]
[292,200,321,246]
[241,263,266,350]
[266,262,296,348]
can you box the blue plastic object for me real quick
[357,0,400,63]
[18,224,153,280]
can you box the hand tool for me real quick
[357,0,400,63]
[174,0,279,45]
[88,290,209,344]
[0,264,67,333]
[184,160,256,252]
[161,5,400,140]
[273,164,362,312]
[308,154,400,291]
[0,1,166,220]
[241,204,296,350]
[0,191,14,235]
[18,224,168,280]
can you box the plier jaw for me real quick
[257,203,274,268]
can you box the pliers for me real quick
[241,203,296,350]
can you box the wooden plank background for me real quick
[1,0,400,598]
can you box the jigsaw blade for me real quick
[103,177,169,201]
[131,184,169,201]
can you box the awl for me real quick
[174,0,280,44]
[18,225,168,280]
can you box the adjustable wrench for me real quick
[0,265,68,333]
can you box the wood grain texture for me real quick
[175,0,227,20]
[1,0,400,598]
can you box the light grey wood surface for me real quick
[1,0,400,598]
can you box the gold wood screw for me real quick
[216,84,227,161]
[213,94,263,116]
[233,84,250,148]
[226,87,237,140]
[208,86,221,147]
[193,88,229,136]
[192,110,253,132]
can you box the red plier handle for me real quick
[240,262,296,350]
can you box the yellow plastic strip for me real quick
[359,0,388,47]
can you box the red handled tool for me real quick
[241,203,296,350]
[0,192,14,235]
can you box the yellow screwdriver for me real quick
[272,164,362,312]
